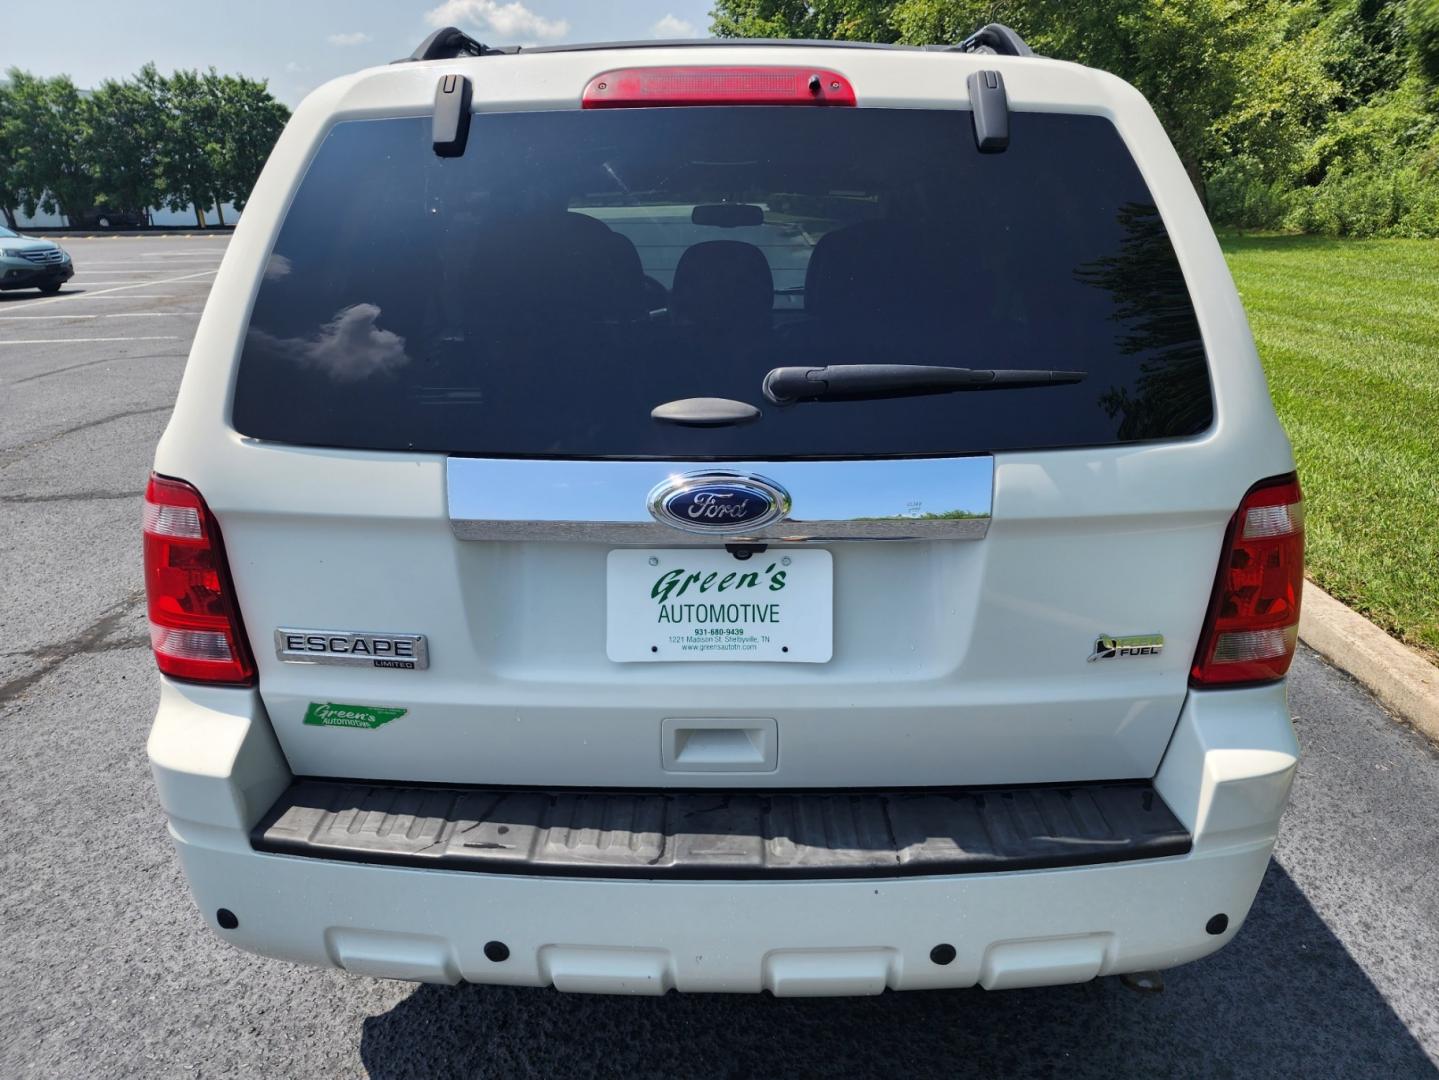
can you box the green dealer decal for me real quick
[304,702,407,730]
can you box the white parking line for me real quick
[68,284,212,291]
[0,335,181,345]
[76,258,221,264]
[69,278,215,285]
[49,280,153,287]
[0,269,219,312]
[0,312,199,321]
[77,260,223,267]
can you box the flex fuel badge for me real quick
[1088,633,1165,661]
[303,702,407,730]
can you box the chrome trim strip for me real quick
[447,457,993,543]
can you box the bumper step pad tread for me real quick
[253,781,1190,879]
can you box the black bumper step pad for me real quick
[253,780,1190,880]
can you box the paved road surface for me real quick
[2,237,1437,1079]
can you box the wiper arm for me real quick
[763,364,1086,404]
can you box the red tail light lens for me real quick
[1191,474,1305,687]
[143,474,255,685]
[583,67,856,108]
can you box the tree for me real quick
[86,66,165,219]
[212,73,289,215]
[1,63,289,229]
[0,81,21,228]
[1212,10,1340,186]
[0,69,96,222]
[712,0,1250,201]
[1026,0,1251,201]
[711,0,902,40]
[155,68,226,228]
[1413,0,1439,87]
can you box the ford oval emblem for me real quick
[647,472,791,535]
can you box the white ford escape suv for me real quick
[145,26,1305,995]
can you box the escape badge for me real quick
[275,628,428,670]
[1089,633,1165,661]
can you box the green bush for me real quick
[1277,82,1439,237]
[1208,162,1295,230]
[1285,164,1439,237]
[1217,71,1439,238]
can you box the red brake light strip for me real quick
[583,66,856,108]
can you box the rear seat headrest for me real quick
[473,211,644,327]
[671,241,774,331]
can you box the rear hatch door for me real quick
[207,85,1237,787]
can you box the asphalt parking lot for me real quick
[2,235,1438,1079]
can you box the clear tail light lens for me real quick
[143,474,255,685]
[1191,474,1305,687]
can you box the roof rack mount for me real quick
[956,23,1033,58]
[400,26,495,63]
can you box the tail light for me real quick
[143,474,255,685]
[1191,474,1305,687]
[583,67,857,108]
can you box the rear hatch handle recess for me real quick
[763,364,1085,405]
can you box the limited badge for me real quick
[303,702,407,730]
[1089,633,1164,661]
[275,629,428,669]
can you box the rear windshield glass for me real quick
[233,107,1212,458]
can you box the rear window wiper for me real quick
[762,364,1086,404]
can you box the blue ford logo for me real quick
[648,472,791,535]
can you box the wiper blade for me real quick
[763,364,1086,404]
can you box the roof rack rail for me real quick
[399,25,496,63]
[955,23,1033,58]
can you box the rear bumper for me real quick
[148,679,1297,994]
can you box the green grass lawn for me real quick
[1221,234,1439,661]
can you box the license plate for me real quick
[607,549,833,662]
